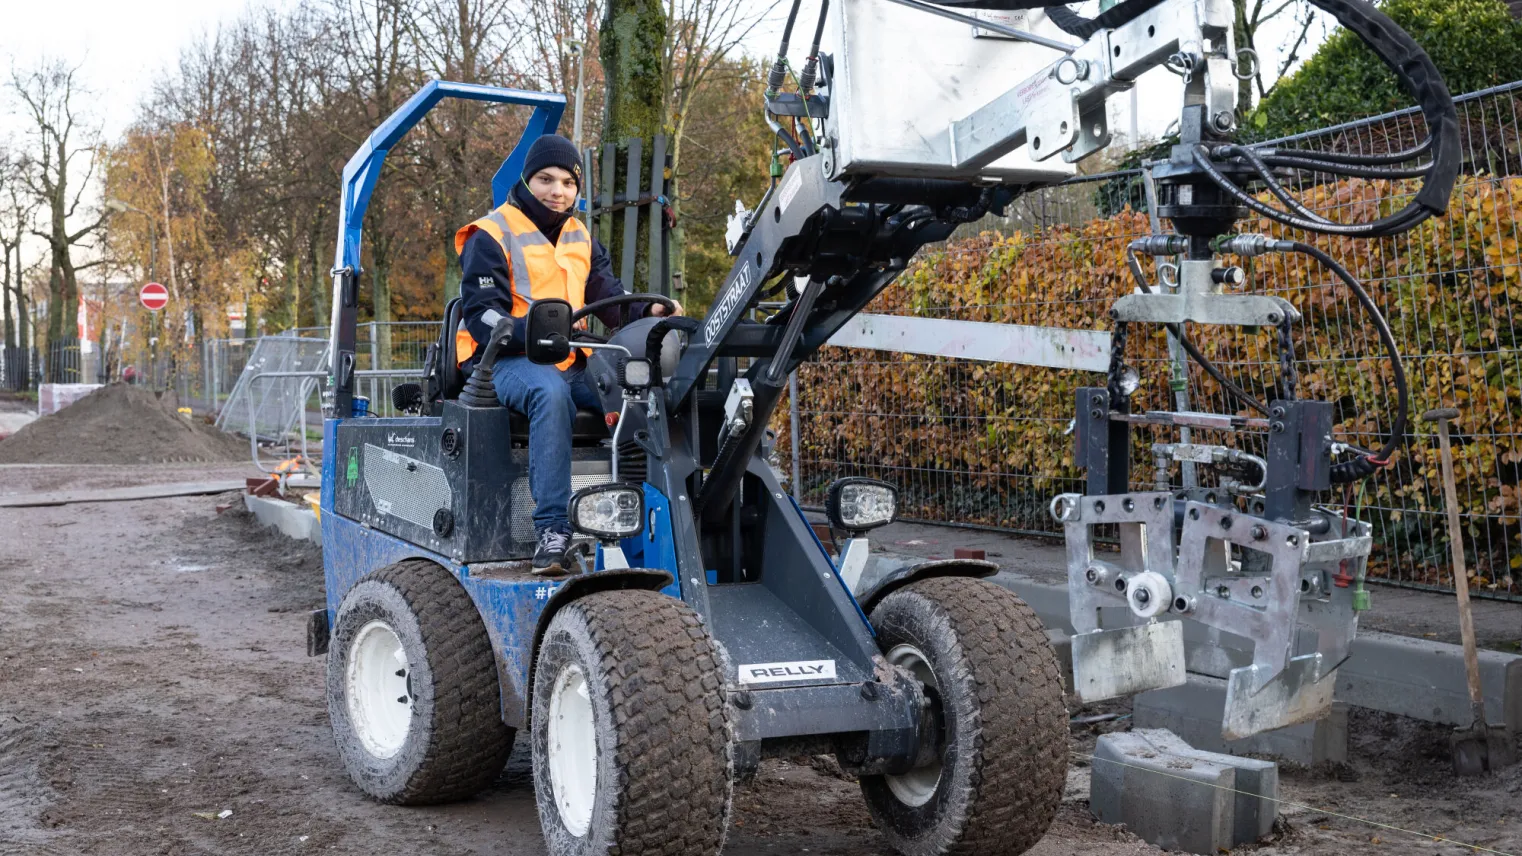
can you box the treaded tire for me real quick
[862,577,1068,855]
[327,559,513,805]
[532,589,731,856]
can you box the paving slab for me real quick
[0,480,248,507]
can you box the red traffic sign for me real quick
[140,282,168,311]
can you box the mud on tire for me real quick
[326,559,513,805]
[862,576,1068,855]
[532,589,731,856]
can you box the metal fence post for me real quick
[789,370,802,503]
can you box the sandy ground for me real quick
[0,463,1519,856]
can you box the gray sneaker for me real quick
[532,529,571,575]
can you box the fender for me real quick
[525,568,676,716]
[857,558,998,615]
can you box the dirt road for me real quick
[1,463,1518,856]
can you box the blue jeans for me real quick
[491,356,602,535]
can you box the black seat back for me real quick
[430,297,466,403]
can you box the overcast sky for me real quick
[1,0,1329,275]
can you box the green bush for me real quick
[1255,0,1522,138]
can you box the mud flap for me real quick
[1070,621,1186,702]
[307,608,330,657]
[1222,653,1336,740]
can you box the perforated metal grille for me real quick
[510,464,616,542]
[363,443,451,530]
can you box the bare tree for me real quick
[0,147,42,378]
[10,60,108,370]
[661,0,771,283]
[1233,0,1315,115]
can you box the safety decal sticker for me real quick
[737,659,837,685]
[345,448,359,485]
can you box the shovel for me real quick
[1422,408,1518,775]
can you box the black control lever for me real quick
[458,317,515,408]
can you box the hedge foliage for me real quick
[1255,0,1522,138]
[786,174,1522,593]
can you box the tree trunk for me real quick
[1233,0,1254,117]
[2,243,13,347]
[600,0,667,289]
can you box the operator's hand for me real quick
[649,300,684,317]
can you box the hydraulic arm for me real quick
[668,0,1458,738]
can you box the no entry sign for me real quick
[140,282,168,311]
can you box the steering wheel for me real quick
[572,293,678,329]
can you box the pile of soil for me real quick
[0,383,249,465]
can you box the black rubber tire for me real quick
[861,576,1068,856]
[532,589,731,856]
[326,559,513,805]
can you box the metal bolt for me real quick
[1188,508,1200,520]
[1266,312,1282,324]
[732,691,753,710]
[1173,596,1194,613]
[1154,496,1167,510]
[1123,498,1135,512]
[1219,516,1232,530]
[860,682,879,701]
[1269,406,1285,419]
[1270,421,1285,434]
[1286,534,1300,547]
[1217,585,1231,599]
[1251,585,1264,599]
[1211,110,1236,133]
[1250,524,1267,541]
[1091,408,1105,420]
[1094,500,1106,513]
[1134,588,1151,606]
[1086,567,1100,583]
[1108,308,1119,319]
[1055,56,1090,84]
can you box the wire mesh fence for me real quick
[787,80,1522,602]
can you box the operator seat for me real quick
[433,297,609,443]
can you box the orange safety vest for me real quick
[453,202,593,371]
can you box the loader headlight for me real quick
[826,478,897,534]
[569,484,645,540]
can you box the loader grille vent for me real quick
[510,462,616,542]
[363,443,451,531]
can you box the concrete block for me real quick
[1336,631,1522,733]
[244,494,321,545]
[1090,730,1237,855]
[1146,728,1279,844]
[1046,628,1073,693]
[37,383,102,416]
[1091,729,1278,854]
[1133,674,1348,765]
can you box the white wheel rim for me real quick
[884,643,942,808]
[345,620,413,759]
[547,663,598,837]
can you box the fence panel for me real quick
[789,81,1522,602]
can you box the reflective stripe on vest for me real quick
[454,204,592,371]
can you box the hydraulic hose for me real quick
[1288,242,1410,481]
[767,0,804,95]
[1193,0,1459,238]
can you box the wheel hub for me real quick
[884,643,944,807]
[547,663,598,836]
[345,619,413,759]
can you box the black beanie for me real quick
[522,135,583,189]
